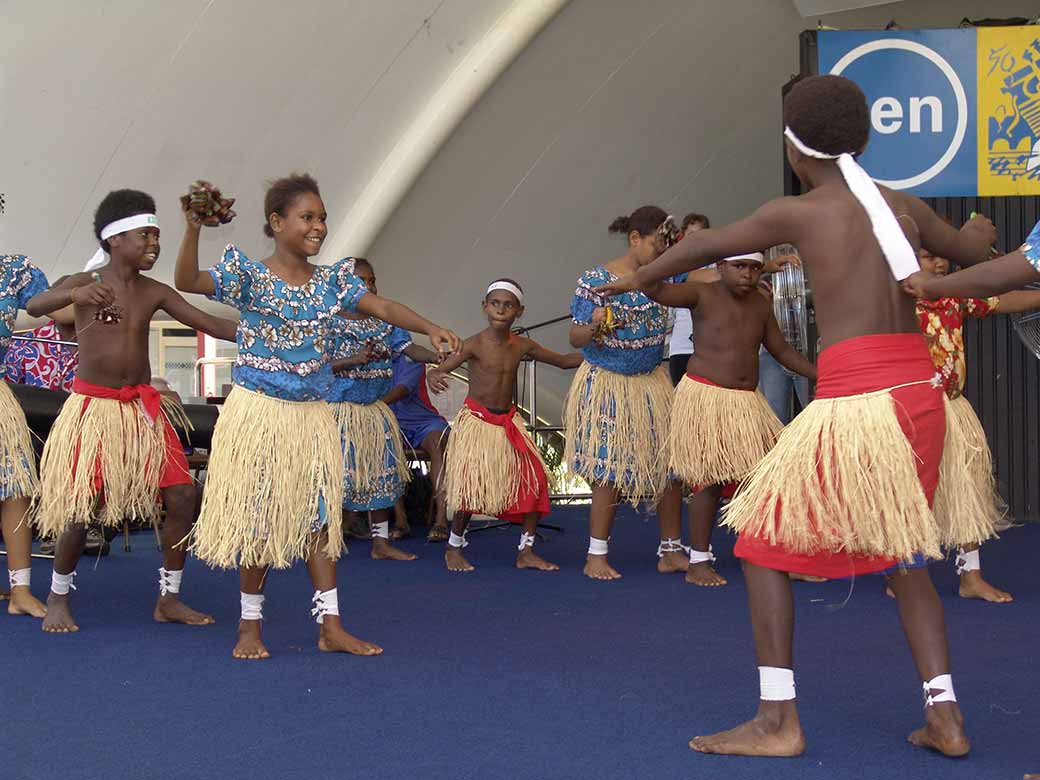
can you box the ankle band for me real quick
[688,545,716,565]
[955,548,980,574]
[518,532,535,551]
[9,567,30,588]
[372,521,390,540]
[158,567,183,596]
[311,588,339,624]
[656,538,689,557]
[448,531,468,548]
[759,666,796,701]
[240,592,264,621]
[51,570,77,596]
[588,537,609,556]
[923,674,956,706]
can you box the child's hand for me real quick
[181,181,236,228]
[590,307,607,327]
[426,368,450,394]
[593,273,639,298]
[962,212,997,247]
[900,270,933,300]
[763,253,800,274]
[430,328,461,357]
[71,282,115,307]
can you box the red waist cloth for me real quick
[72,378,191,491]
[463,397,549,522]
[686,374,750,499]
[733,333,943,578]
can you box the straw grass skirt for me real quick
[0,380,39,503]
[443,404,545,518]
[932,394,1009,545]
[34,391,167,536]
[668,375,783,487]
[190,386,344,569]
[331,399,410,511]
[563,361,672,507]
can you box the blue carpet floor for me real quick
[3,507,1037,780]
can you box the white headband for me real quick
[783,127,918,281]
[84,213,159,272]
[723,252,765,266]
[486,281,523,303]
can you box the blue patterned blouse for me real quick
[570,266,670,375]
[326,316,412,404]
[0,255,49,378]
[207,245,367,401]
[1020,219,1040,272]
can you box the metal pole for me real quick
[11,335,78,347]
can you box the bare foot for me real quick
[0,587,8,601]
[389,522,411,540]
[685,562,727,587]
[789,572,828,583]
[691,708,806,757]
[907,703,970,757]
[427,524,449,543]
[657,550,690,574]
[232,619,270,659]
[41,592,78,633]
[317,617,383,656]
[516,547,559,571]
[445,546,475,572]
[583,554,621,580]
[7,586,47,617]
[958,571,1013,603]
[371,538,417,561]
[154,594,216,625]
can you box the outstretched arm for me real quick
[643,280,702,308]
[993,289,1040,314]
[159,285,237,341]
[903,200,996,268]
[763,313,816,381]
[404,343,441,364]
[353,293,461,355]
[426,340,473,391]
[25,272,113,317]
[525,339,583,369]
[175,209,218,295]
[904,251,1039,300]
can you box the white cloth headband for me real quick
[723,252,765,265]
[783,126,918,281]
[486,281,523,303]
[84,213,159,272]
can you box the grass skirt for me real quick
[444,404,545,518]
[668,375,783,487]
[0,380,39,502]
[34,391,166,536]
[331,399,410,511]
[932,394,1008,545]
[190,387,343,569]
[563,362,672,507]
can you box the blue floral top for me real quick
[0,255,49,379]
[326,316,411,404]
[207,245,367,401]
[570,266,670,375]
[1020,219,1040,272]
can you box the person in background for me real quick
[667,214,714,385]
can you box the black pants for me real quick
[668,353,690,387]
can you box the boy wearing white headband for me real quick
[26,189,238,634]
[430,278,581,572]
[597,75,997,758]
[645,253,814,588]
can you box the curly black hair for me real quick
[93,189,156,250]
[681,212,710,231]
[783,75,870,157]
[263,173,321,238]
[608,205,668,237]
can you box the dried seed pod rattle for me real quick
[91,272,123,324]
[180,180,236,226]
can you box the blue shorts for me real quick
[878,552,929,577]
[398,419,448,451]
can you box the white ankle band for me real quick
[656,538,689,557]
[311,588,339,624]
[9,567,30,588]
[240,592,264,621]
[518,532,535,551]
[448,531,468,548]
[923,674,956,706]
[158,567,183,595]
[588,537,609,556]
[372,521,390,540]
[688,545,716,565]
[759,666,796,701]
[955,548,980,574]
[51,570,77,596]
